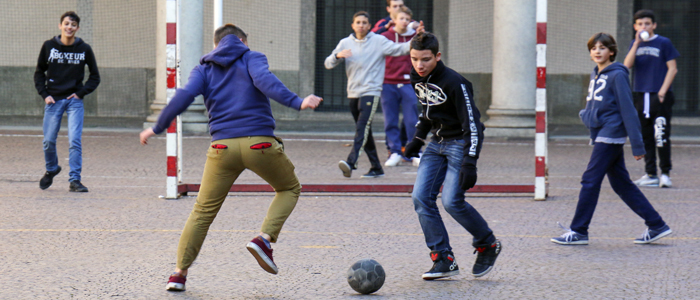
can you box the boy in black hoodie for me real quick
[403,32,501,280]
[34,11,100,192]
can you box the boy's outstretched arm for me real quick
[141,67,205,145]
[248,52,307,110]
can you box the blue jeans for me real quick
[43,98,84,182]
[570,142,665,235]
[381,83,419,154]
[412,140,495,251]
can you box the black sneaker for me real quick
[472,240,501,277]
[361,168,384,178]
[422,251,459,280]
[69,180,89,192]
[39,166,62,190]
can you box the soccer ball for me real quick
[347,259,385,294]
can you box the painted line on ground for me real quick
[0,228,696,241]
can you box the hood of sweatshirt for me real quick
[52,36,85,48]
[594,61,628,77]
[199,34,250,67]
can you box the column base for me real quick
[483,127,534,138]
[484,108,535,138]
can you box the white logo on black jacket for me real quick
[415,82,447,106]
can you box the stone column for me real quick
[145,0,208,132]
[484,0,536,137]
[145,0,167,129]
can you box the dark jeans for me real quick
[633,91,673,175]
[381,83,419,155]
[347,96,382,170]
[570,143,666,235]
[412,140,495,251]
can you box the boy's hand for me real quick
[67,93,80,100]
[403,138,424,158]
[416,21,425,34]
[44,96,55,104]
[384,19,395,29]
[459,163,478,190]
[634,155,645,161]
[633,30,643,44]
[336,49,352,59]
[301,94,323,110]
[140,128,156,145]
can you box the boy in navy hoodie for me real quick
[34,11,100,192]
[140,24,322,291]
[551,33,672,246]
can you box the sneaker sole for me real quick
[473,266,494,278]
[338,161,352,178]
[550,238,589,245]
[166,282,185,291]
[422,270,459,280]
[634,229,673,244]
[361,174,385,179]
[246,242,279,274]
[659,183,672,188]
[635,181,659,187]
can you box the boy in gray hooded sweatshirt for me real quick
[325,11,423,178]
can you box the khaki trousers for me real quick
[177,136,301,270]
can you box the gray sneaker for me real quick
[338,160,353,178]
[634,174,659,187]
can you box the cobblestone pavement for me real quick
[1,129,699,299]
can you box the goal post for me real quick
[162,0,549,200]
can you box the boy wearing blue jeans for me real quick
[35,11,100,192]
[551,33,671,246]
[404,32,501,280]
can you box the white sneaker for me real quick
[384,153,403,167]
[634,174,659,187]
[659,174,672,188]
[412,157,420,167]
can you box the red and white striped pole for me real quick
[165,0,181,199]
[535,0,548,200]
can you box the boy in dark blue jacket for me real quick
[139,24,322,291]
[551,33,671,246]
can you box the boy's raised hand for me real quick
[336,49,352,59]
[301,94,323,110]
[416,21,425,34]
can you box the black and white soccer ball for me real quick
[347,258,385,294]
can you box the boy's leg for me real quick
[634,92,658,176]
[569,143,619,235]
[380,84,402,155]
[440,140,495,247]
[176,138,244,270]
[42,100,67,172]
[399,84,419,146]
[242,136,301,243]
[347,96,382,170]
[66,99,85,182]
[606,145,665,230]
[412,142,451,251]
[656,91,673,175]
[345,98,361,167]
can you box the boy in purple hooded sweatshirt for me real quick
[140,24,322,292]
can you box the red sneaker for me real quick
[246,236,278,274]
[166,273,186,291]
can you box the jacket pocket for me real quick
[579,108,601,129]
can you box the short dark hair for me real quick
[634,9,655,23]
[214,24,247,46]
[60,11,80,25]
[353,11,370,22]
[410,32,439,55]
[587,32,618,62]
